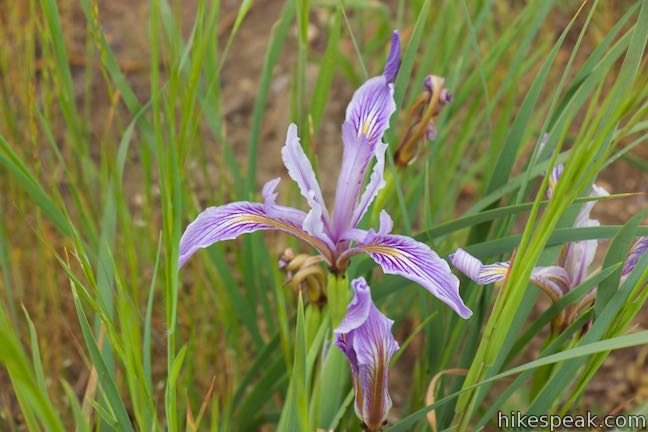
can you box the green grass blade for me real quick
[71,286,134,432]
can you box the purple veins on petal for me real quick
[332,31,400,235]
[450,249,571,302]
[344,76,397,154]
[178,188,331,268]
[335,277,373,335]
[335,277,399,432]
[332,123,374,235]
[449,248,509,286]
[350,141,389,229]
[343,30,400,154]
[623,236,648,277]
[354,234,472,319]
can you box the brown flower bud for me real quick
[279,249,327,306]
[394,75,451,167]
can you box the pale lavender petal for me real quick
[281,123,330,221]
[574,184,608,229]
[262,177,281,206]
[560,183,608,285]
[178,201,332,268]
[450,249,571,301]
[382,30,400,83]
[378,210,393,235]
[449,248,509,285]
[333,79,394,234]
[559,240,598,288]
[332,123,373,235]
[262,177,308,225]
[335,277,398,431]
[303,189,336,251]
[354,234,472,318]
[350,141,388,228]
[623,237,648,277]
[335,277,372,334]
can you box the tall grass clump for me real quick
[0,0,646,431]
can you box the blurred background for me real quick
[0,0,646,430]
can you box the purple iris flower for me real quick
[178,31,471,319]
[335,277,398,432]
[451,161,648,323]
[449,164,609,301]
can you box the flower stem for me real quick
[327,273,349,328]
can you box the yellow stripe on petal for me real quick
[361,115,377,137]
[360,245,405,259]
[482,267,508,277]
[233,215,332,262]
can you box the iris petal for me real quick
[623,237,648,277]
[449,248,509,285]
[332,123,373,236]
[450,249,571,301]
[335,277,398,432]
[353,234,472,319]
[179,180,332,268]
[351,141,388,229]
[344,76,396,155]
[332,31,400,237]
[560,184,608,285]
[281,123,330,224]
[382,30,401,83]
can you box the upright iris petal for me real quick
[382,31,401,83]
[559,184,608,286]
[332,31,400,236]
[332,123,374,236]
[335,277,399,432]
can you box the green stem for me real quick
[327,273,349,328]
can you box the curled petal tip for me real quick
[450,248,509,288]
[378,210,393,235]
[262,177,282,208]
[383,30,401,83]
